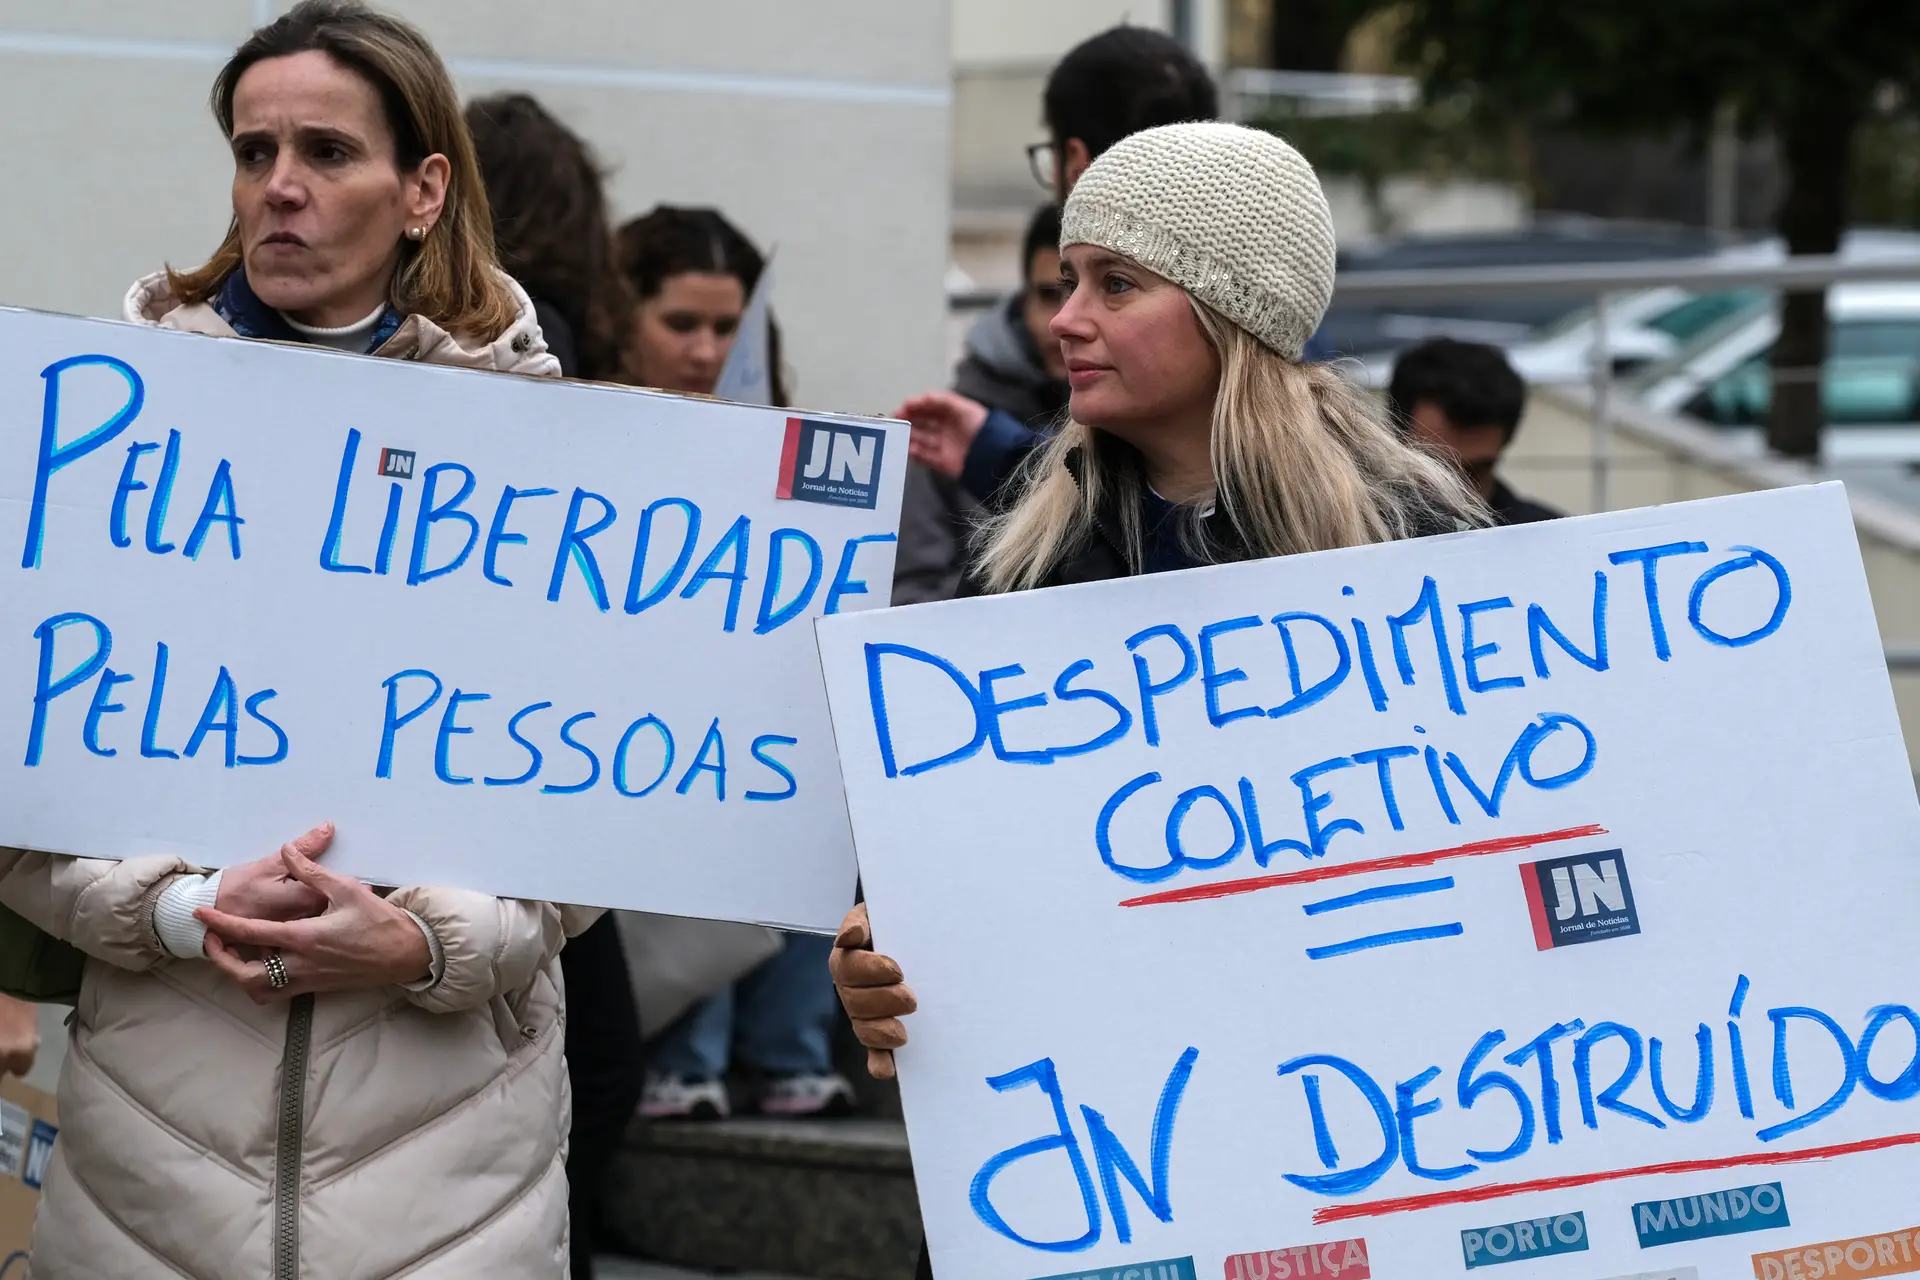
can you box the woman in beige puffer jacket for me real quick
[0,4,598,1276]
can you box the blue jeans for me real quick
[648,932,838,1078]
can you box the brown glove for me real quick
[830,903,917,1080]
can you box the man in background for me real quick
[894,205,1067,604]
[1035,25,1221,205]
[893,27,1219,607]
[1386,337,1563,525]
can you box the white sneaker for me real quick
[757,1072,857,1117]
[639,1074,730,1120]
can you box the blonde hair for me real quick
[167,1,517,342]
[974,300,1490,593]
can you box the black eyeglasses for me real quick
[1025,141,1055,192]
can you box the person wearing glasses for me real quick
[1387,337,1563,525]
[897,27,1217,513]
[894,204,1069,604]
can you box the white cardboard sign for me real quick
[816,485,1920,1278]
[0,307,906,930]
[714,255,776,407]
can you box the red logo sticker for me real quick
[775,417,803,500]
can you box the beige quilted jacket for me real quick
[2,269,585,1278]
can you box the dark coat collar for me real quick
[1059,438,1250,584]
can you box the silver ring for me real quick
[263,951,289,990]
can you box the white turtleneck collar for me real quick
[281,304,387,353]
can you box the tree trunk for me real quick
[1269,0,1359,71]
[1765,100,1857,459]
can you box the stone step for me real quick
[601,1116,923,1280]
[596,1259,803,1280]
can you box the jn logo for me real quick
[377,447,416,479]
[1551,858,1625,921]
[803,426,877,485]
[1522,849,1641,950]
[777,417,885,509]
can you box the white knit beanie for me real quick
[1060,121,1336,361]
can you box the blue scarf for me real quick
[212,270,404,353]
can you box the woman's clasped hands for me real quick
[194,821,433,1002]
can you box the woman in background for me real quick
[615,207,852,1119]
[467,90,646,1280]
[466,92,633,384]
[616,205,789,404]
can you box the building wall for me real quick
[0,0,953,416]
[949,0,1225,210]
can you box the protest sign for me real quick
[0,1075,55,1273]
[815,484,1920,1277]
[714,255,776,406]
[0,307,905,930]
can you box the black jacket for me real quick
[1036,442,1244,587]
[1489,477,1562,525]
[530,300,579,379]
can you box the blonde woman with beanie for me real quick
[833,121,1488,1277]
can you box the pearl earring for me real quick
[407,225,427,241]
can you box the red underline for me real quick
[1118,824,1609,908]
[1312,1130,1920,1223]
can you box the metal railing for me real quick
[1323,253,1920,303]
[947,252,1920,670]
[953,252,1920,506]
[1326,253,1920,513]
[1224,68,1420,121]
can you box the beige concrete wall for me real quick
[0,1,952,416]
[949,0,1226,208]
[1502,388,1920,775]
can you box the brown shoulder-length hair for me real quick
[167,0,517,341]
[617,206,791,406]
[466,93,633,382]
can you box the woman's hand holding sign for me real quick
[197,822,433,1001]
[830,903,917,1079]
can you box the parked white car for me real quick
[1506,231,1920,387]
[1635,283,1920,462]
[1506,286,1767,385]
[1348,287,1755,389]
[1350,230,1920,392]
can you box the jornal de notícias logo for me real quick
[776,417,884,510]
[376,447,416,479]
[1521,847,1641,950]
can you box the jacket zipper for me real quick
[274,994,315,1280]
[1064,448,1136,571]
